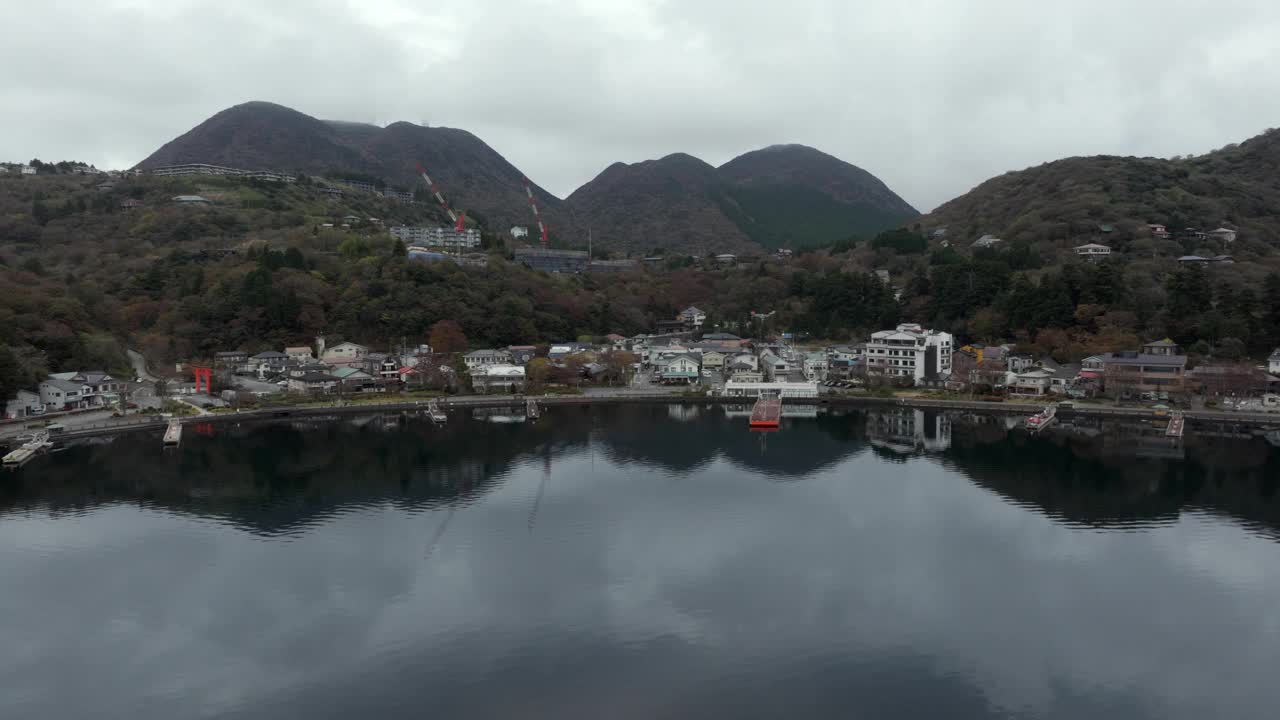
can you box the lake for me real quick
[2,405,1279,719]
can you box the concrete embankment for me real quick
[28,393,1280,444]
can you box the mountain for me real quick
[565,153,758,256]
[137,101,570,239]
[917,128,1280,250]
[566,144,918,255]
[139,103,919,255]
[717,144,919,249]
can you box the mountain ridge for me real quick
[916,129,1280,251]
[136,101,919,254]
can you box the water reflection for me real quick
[3,406,1279,540]
[1,406,1280,719]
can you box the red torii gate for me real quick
[191,365,213,394]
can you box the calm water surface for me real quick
[2,405,1279,719]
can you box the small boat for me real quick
[428,399,447,423]
[1165,411,1185,438]
[526,398,541,420]
[1025,405,1056,433]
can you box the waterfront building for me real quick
[721,380,819,399]
[865,324,953,384]
[1101,339,1187,396]
[471,365,526,392]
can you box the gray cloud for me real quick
[3,0,1279,210]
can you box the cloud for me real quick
[2,0,1279,210]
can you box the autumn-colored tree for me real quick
[429,320,468,354]
[526,357,552,390]
[603,351,638,386]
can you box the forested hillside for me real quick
[0,172,899,398]
[919,127,1280,253]
[3,157,1280,405]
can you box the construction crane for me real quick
[416,162,460,224]
[522,177,549,247]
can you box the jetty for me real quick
[526,398,541,420]
[3,432,53,469]
[749,396,782,429]
[1025,405,1057,433]
[163,418,183,447]
[427,398,447,423]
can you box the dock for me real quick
[3,432,53,469]
[749,396,782,429]
[1166,411,1185,438]
[526,398,541,420]
[427,398,447,423]
[163,418,183,447]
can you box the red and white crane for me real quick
[416,162,460,225]
[523,177,549,247]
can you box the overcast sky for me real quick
[4,0,1280,211]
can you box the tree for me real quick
[429,320,468,354]
[526,357,552,390]
[392,239,407,257]
[0,345,28,403]
[602,351,638,386]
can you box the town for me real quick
[7,300,1280,425]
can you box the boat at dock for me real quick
[3,432,53,469]
[1166,411,1186,438]
[427,399,447,423]
[1025,406,1057,433]
[163,418,183,447]
[526,398,541,421]
[749,396,782,429]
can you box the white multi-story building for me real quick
[865,323,953,384]
[390,225,481,249]
[148,163,295,182]
[803,352,829,381]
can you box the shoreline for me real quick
[17,393,1280,444]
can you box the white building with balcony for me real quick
[390,225,481,249]
[865,323,953,384]
[1073,243,1111,259]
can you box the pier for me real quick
[163,418,183,447]
[750,396,782,429]
[3,432,53,469]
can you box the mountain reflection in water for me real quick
[1,404,1278,720]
